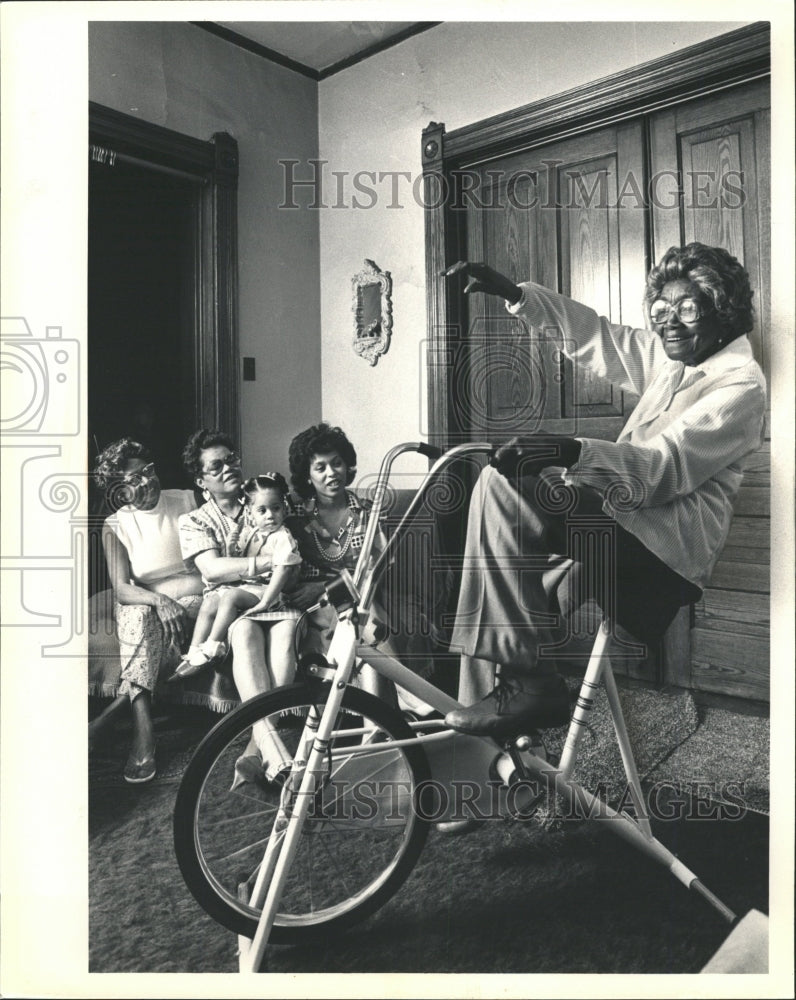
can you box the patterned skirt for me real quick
[88,590,241,713]
[114,595,202,700]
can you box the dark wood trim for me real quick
[190,21,443,82]
[422,121,454,452]
[89,104,240,447]
[422,22,770,450]
[190,22,320,81]
[208,132,240,442]
[89,102,216,174]
[442,22,770,168]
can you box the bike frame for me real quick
[236,442,736,972]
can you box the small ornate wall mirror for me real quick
[352,259,392,366]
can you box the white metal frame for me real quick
[218,442,737,972]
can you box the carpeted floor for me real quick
[647,705,770,816]
[88,699,770,975]
[534,685,700,804]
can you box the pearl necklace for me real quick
[208,495,243,533]
[311,514,354,563]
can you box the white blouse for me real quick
[507,282,767,588]
[107,489,197,586]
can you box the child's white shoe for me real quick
[199,639,228,662]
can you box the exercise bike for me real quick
[173,441,737,973]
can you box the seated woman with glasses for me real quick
[177,429,302,786]
[441,243,766,737]
[91,438,205,783]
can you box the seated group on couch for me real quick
[88,423,437,785]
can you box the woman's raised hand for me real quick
[153,593,188,649]
[441,261,523,305]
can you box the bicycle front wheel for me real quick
[173,681,432,944]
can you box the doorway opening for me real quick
[88,158,198,490]
[86,105,239,597]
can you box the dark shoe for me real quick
[168,640,227,682]
[445,675,571,740]
[123,753,156,784]
[167,659,209,682]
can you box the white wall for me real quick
[87,20,751,485]
[89,21,321,479]
[317,21,748,481]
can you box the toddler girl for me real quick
[170,472,301,680]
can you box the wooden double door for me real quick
[445,79,771,701]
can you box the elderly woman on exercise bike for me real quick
[442,242,766,738]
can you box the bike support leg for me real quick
[538,762,736,923]
[515,619,736,925]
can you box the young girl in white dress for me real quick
[171,472,301,680]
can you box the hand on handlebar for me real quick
[440,261,523,305]
[490,435,582,480]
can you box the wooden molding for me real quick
[422,22,770,450]
[89,103,240,445]
[89,102,216,174]
[442,22,770,167]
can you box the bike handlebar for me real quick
[357,441,495,607]
[415,442,444,461]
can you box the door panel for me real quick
[459,123,653,679]
[464,168,547,438]
[650,80,770,387]
[649,80,770,701]
[461,122,645,444]
[559,155,624,423]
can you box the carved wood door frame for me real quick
[89,102,240,444]
[422,21,770,450]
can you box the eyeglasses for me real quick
[649,298,708,326]
[121,463,156,486]
[201,453,241,476]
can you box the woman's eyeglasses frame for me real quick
[201,453,242,477]
[649,297,709,326]
[120,462,157,486]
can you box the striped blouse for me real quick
[178,497,245,590]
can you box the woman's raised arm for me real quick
[441,261,523,304]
